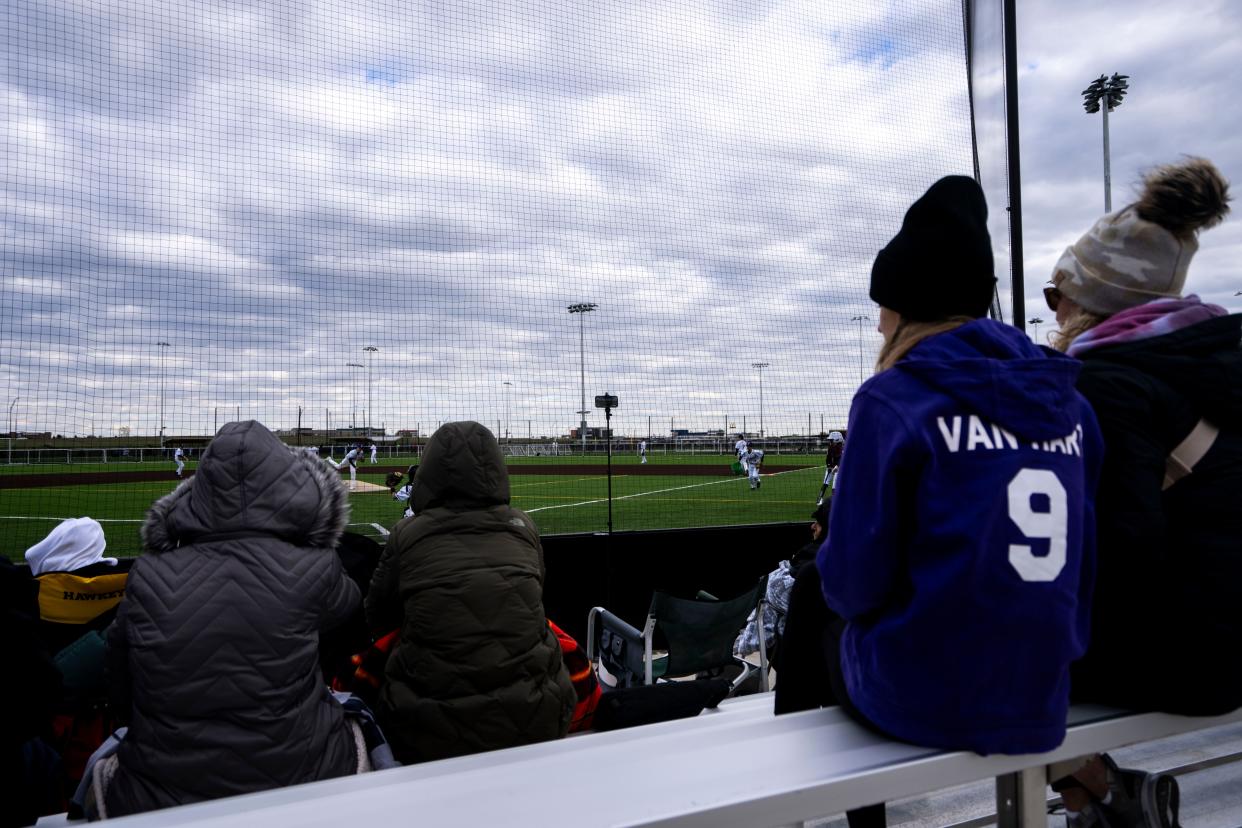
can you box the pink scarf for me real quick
[1068,295,1227,358]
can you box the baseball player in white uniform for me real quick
[734,435,749,474]
[639,440,648,464]
[369,443,378,464]
[743,447,764,490]
[326,445,363,491]
[173,447,186,478]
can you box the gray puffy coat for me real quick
[366,421,574,764]
[105,421,360,817]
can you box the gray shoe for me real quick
[1098,753,1181,828]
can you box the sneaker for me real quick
[1097,754,1181,828]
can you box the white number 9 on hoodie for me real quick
[1007,468,1068,582]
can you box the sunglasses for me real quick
[1043,286,1062,312]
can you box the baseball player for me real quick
[734,434,749,474]
[639,440,648,464]
[818,431,845,505]
[386,465,418,518]
[173,446,186,478]
[326,444,363,491]
[369,442,378,464]
[743,446,764,490]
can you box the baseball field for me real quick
[0,453,824,560]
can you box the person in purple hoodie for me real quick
[775,176,1103,827]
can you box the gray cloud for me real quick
[4,1,1026,440]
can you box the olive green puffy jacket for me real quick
[365,421,573,764]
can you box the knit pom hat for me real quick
[1055,157,1230,316]
[869,175,996,321]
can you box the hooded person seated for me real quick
[366,421,575,764]
[25,517,124,658]
[103,420,362,817]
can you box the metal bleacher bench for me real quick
[46,696,1242,828]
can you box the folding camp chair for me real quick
[586,575,769,695]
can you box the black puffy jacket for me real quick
[365,421,574,764]
[105,421,360,816]
[1071,314,1242,714]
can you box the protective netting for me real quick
[3,1,981,551]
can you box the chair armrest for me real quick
[587,606,649,685]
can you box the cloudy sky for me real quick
[3,0,1239,440]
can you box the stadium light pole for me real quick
[850,315,869,382]
[567,303,597,453]
[1028,316,1045,345]
[157,341,171,447]
[346,362,364,429]
[751,362,769,439]
[363,346,378,437]
[7,397,18,465]
[503,381,514,442]
[1082,73,1130,212]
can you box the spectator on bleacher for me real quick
[102,420,362,817]
[1046,158,1235,825]
[734,500,829,670]
[23,517,126,797]
[25,517,123,658]
[777,176,1102,766]
[365,421,574,764]
[2,559,66,826]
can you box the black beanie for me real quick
[869,176,996,322]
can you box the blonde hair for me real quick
[875,316,975,373]
[1049,306,1107,353]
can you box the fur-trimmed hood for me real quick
[142,421,349,552]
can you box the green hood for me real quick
[412,421,510,512]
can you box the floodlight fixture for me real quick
[1028,316,1045,345]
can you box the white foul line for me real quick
[524,467,815,514]
[368,522,390,536]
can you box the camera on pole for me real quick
[595,394,618,534]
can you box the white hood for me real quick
[25,517,117,575]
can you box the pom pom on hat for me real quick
[1055,157,1230,316]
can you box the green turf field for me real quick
[1,455,824,559]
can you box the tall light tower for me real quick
[346,362,364,428]
[751,362,769,439]
[567,303,597,453]
[503,381,514,442]
[850,315,870,382]
[1082,73,1130,212]
[7,397,18,465]
[363,346,378,437]
[1028,316,1045,346]
[157,341,171,446]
